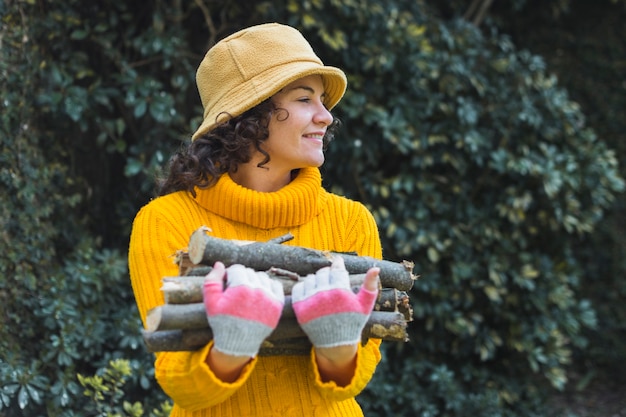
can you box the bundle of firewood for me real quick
[142,227,417,356]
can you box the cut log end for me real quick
[145,308,163,333]
[188,227,211,265]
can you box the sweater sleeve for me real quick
[128,199,256,410]
[310,198,384,400]
[310,338,382,401]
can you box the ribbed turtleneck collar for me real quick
[193,167,327,229]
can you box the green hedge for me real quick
[1,0,623,415]
[484,0,626,384]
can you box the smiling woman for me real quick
[128,23,384,417]
[233,75,334,192]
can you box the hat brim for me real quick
[192,63,346,140]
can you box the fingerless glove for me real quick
[292,257,378,348]
[203,264,285,357]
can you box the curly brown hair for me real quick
[157,98,340,196]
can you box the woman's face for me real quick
[263,74,333,172]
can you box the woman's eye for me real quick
[298,97,311,103]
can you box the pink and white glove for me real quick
[203,263,284,357]
[291,257,378,348]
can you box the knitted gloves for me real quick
[292,257,378,348]
[203,263,285,357]
[203,258,377,356]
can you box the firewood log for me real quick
[142,311,409,354]
[147,288,407,332]
[160,275,404,308]
[160,273,369,304]
[187,227,416,291]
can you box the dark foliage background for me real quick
[1,0,624,416]
[486,0,626,384]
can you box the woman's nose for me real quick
[314,103,333,126]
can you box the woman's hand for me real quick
[292,257,380,385]
[203,262,285,382]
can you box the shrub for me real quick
[78,359,172,417]
[1,2,165,414]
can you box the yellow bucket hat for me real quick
[192,23,347,140]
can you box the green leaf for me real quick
[17,386,28,409]
[133,100,147,118]
[124,158,143,177]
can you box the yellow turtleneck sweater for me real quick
[128,167,383,417]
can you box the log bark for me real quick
[187,227,416,291]
[142,328,313,356]
[142,311,408,353]
[147,298,405,332]
[396,290,414,322]
[174,265,370,298]
[175,233,297,275]
[160,274,392,304]
[174,250,196,276]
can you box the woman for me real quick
[129,23,383,416]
